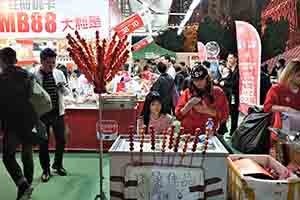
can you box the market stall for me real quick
[63,95,137,151]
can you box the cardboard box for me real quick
[228,154,300,200]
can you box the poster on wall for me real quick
[235,20,261,113]
[0,0,112,39]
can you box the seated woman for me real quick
[264,60,300,162]
[175,64,229,134]
[137,91,173,134]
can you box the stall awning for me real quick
[264,45,300,68]
[132,42,176,60]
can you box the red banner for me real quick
[132,36,153,52]
[197,42,206,62]
[112,13,144,39]
[235,21,261,113]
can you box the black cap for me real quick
[191,64,208,80]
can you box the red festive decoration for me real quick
[66,31,130,94]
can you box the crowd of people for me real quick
[136,54,239,137]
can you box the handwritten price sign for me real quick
[113,13,144,39]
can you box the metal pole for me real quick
[95,94,106,200]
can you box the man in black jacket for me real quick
[227,53,240,135]
[0,47,38,200]
[151,62,175,114]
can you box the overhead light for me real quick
[177,0,202,35]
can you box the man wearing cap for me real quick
[175,64,229,134]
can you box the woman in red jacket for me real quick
[175,64,229,134]
[264,60,300,161]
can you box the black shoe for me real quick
[17,182,33,200]
[41,171,51,183]
[52,165,67,176]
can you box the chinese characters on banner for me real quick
[132,36,153,52]
[112,13,144,39]
[0,0,109,38]
[197,42,207,62]
[61,16,101,32]
[7,0,56,11]
[235,21,261,113]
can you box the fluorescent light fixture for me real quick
[177,0,202,35]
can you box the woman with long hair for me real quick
[175,64,229,134]
[137,91,173,134]
[264,60,300,163]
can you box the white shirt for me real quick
[167,66,176,79]
[30,66,70,116]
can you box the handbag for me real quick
[30,78,53,117]
[32,120,48,144]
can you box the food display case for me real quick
[109,135,229,200]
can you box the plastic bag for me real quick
[231,106,272,154]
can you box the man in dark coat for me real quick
[151,62,175,114]
[0,47,38,200]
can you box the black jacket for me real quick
[217,75,233,103]
[230,67,239,105]
[150,73,174,114]
[0,66,38,142]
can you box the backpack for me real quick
[29,77,53,117]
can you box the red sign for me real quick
[197,42,207,62]
[0,12,56,33]
[132,36,153,52]
[112,13,144,39]
[235,21,261,113]
[100,120,118,134]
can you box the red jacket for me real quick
[264,84,300,139]
[175,86,229,134]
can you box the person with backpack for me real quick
[31,48,70,182]
[150,62,175,114]
[0,47,38,200]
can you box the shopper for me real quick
[214,66,233,135]
[174,64,185,93]
[227,53,240,135]
[31,48,70,182]
[161,55,176,79]
[264,60,300,160]
[260,64,272,104]
[0,47,37,200]
[271,58,286,79]
[175,63,229,134]
[151,62,175,114]
[138,91,173,134]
